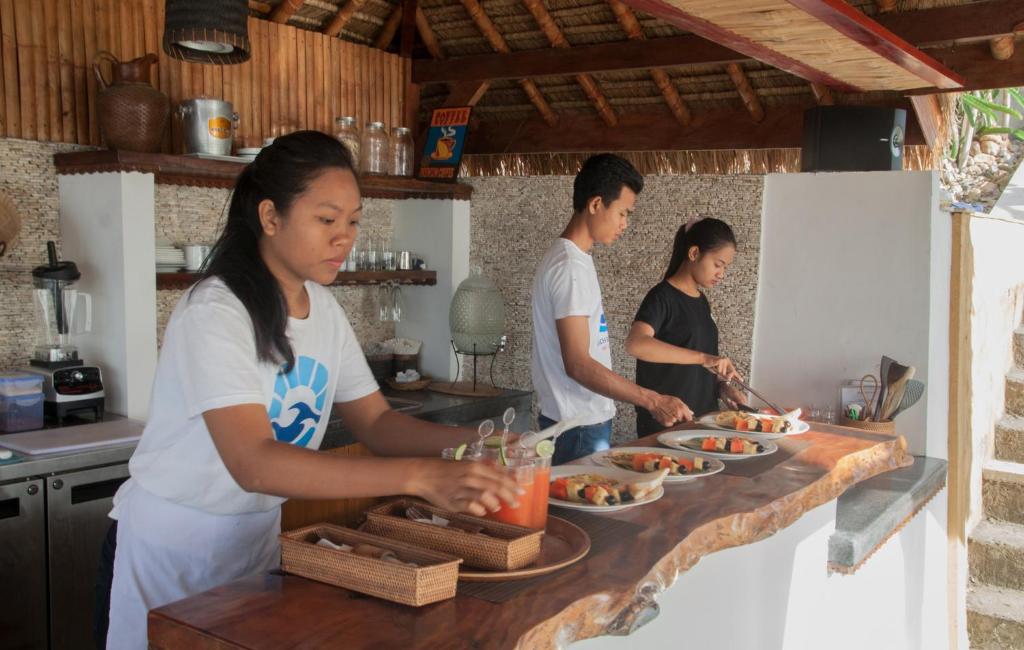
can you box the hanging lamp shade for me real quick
[163,0,250,65]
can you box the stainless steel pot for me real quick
[177,98,238,156]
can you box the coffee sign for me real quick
[418,106,471,181]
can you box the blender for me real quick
[23,241,104,423]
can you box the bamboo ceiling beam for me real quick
[249,1,273,14]
[374,5,403,49]
[415,7,444,60]
[810,83,834,105]
[725,63,764,122]
[607,0,691,126]
[990,23,1023,61]
[875,0,896,13]
[324,0,366,37]
[270,0,304,23]
[459,0,558,127]
[521,0,617,127]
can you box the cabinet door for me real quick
[0,478,48,650]
[46,464,129,650]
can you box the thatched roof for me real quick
[250,0,1012,173]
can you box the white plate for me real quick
[656,431,778,460]
[548,464,665,513]
[588,447,725,483]
[697,412,810,439]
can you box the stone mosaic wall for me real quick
[0,138,90,369]
[464,174,764,443]
[0,138,393,370]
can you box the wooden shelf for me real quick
[53,150,473,200]
[156,270,437,290]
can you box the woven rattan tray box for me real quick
[363,498,543,571]
[279,523,461,606]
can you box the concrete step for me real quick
[969,518,1024,591]
[996,417,1024,465]
[1015,328,1024,369]
[967,583,1024,650]
[983,461,1024,526]
[1008,369,1024,418]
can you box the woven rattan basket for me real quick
[279,523,461,606]
[839,417,896,435]
[364,498,543,571]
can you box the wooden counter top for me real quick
[148,425,910,650]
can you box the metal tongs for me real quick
[707,367,794,418]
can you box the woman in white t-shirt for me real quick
[102,131,520,649]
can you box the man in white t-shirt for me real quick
[531,154,692,465]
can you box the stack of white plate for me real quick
[156,244,185,273]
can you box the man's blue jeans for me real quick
[538,414,613,466]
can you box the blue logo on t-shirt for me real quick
[269,356,329,448]
[599,313,608,333]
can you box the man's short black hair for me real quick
[572,154,644,214]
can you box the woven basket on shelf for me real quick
[839,417,896,435]
[364,498,543,571]
[279,523,461,607]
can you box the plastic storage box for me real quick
[0,372,44,433]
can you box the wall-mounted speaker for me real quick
[801,106,907,172]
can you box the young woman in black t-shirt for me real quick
[626,218,749,435]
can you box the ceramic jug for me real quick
[93,51,169,152]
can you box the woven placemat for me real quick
[457,508,647,603]
[719,437,812,478]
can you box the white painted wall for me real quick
[574,490,948,650]
[392,199,471,381]
[967,213,1024,530]
[988,161,1024,221]
[752,171,950,458]
[57,172,157,420]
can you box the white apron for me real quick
[105,480,281,649]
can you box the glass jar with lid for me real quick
[389,127,415,177]
[360,121,389,175]
[333,116,360,169]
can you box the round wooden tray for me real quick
[457,516,590,582]
[428,381,503,398]
[385,377,431,391]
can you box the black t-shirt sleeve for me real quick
[633,286,667,332]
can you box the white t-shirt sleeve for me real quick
[173,301,267,418]
[548,258,595,321]
[333,312,379,403]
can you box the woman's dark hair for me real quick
[572,153,644,213]
[664,217,737,280]
[197,130,357,372]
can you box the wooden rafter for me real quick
[374,5,403,50]
[459,0,558,127]
[607,0,691,126]
[248,1,273,14]
[875,0,896,13]
[415,7,444,60]
[810,83,834,105]
[725,63,764,122]
[521,0,617,126]
[415,0,1024,93]
[323,0,366,38]
[909,95,941,148]
[270,0,304,24]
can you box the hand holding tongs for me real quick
[706,367,799,419]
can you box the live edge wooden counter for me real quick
[148,424,911,650]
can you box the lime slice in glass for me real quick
[453,443,467,461]
[535,439,555,458]
[483,435,503,449]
